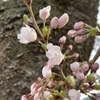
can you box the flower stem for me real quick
[22,0,45,42]
[57,65,72,88]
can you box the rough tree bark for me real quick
[0,0,99,100]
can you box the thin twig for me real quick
[22,0,45,42]
[90,46,100,64]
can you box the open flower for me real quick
[17,25,37,44]
[43,91,52,100]
[39,6,51,20]
[46,43,64,65]
[68,89,81,100]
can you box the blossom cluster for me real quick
[19,0,100,100]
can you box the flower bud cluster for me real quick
[70,61,89,80]
[67,21,89,43]
[21,75,81,100]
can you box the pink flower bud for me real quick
[76,72,85,80]
[72,53,79,59]
[74,21,84,30]
[58,13,69,28]
[50,17,59,29]
[39,6,51,20]
[74,36,87,43]
[38,87,43,92]
[81,61,89,72]
[34,92,40,100]
[42,66,52,78]
[76,28,86,34]
[70,62,80,72]
[47,80,54,88]
[72,71,77,76]
[67,45,73,51]
[59,36,66,44]
[21,94,30,100]
[37,77,42,82]
[67,30,76,37]
[91,63,99,72]
[30,83,37,95]
[47,61,54,68]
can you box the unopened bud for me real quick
[67,30,76,37]
[37,77,42,82]
[59,36,66,44]
[81,61,89,72]
[76,28,87,35]
[66,45,73,52]
[91,63,99,73]
[72,53,79,59]
[58,13,69,28]
[74,35,87,43]
[50,17,59,29]
[76,72,85,80]
[74,21,84,30]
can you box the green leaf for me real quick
[48,96,55,100]
[53,90,60,96]
[94,84,100,90]
[86,74,94,83]
[89,28,98,36]
[42,27,50,36]
[41,43,47,51]
[23,14,30,24]
[66,75,75,87]
[59,90,67,97]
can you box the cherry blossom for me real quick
[39,6,51,20]
[46,43,64,65]
[68,89,81,100]
[17,25,37,44]
[43,91,52,100]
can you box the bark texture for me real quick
[0,0,99,100]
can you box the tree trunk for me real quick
[0,0,99,99]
